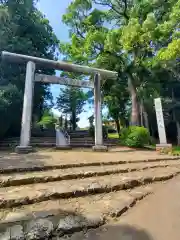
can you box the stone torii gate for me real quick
[1,51,117,153]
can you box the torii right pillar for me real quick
[92,73,108,152]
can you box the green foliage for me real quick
[38,116,56,129]
[56,86,88,130]
[38,110,57,130]
[0,0,58,138]
[61,0,180,131]
[119,127,132,145]
[0,84,22,138]
[120,126,151,148]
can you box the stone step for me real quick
[0,143,117,150]
[0,184,156,239]
[0,154,179,174]
[0,154,180,174]
[0,166,179,209]
[0,161,180,187]
[1,137,119,144]
[2,137,94,142]
[0,140,118,149]
[0,140,118,144]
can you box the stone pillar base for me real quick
[15,146,33,154]
[55,145,72,150]
[156,144,172,154]
[92,145,108,152]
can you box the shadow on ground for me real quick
[0,199,153,240]
[69,224,153,240]
[0,150,51,170]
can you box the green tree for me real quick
[56,87,88,130]
[88,115,94,127]
[61,0,180,129]
[64,116,68,130]
[0,0,58,137]
[0,84,22,138]
[59,115,63,128]
[38,109,57,130]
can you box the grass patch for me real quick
[172,146,180,152]
[108,133,119,139]
[171,146,180,156]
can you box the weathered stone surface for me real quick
[57,214,104,235]
[0,185,153,228]
[156,144,172,153]
[64,232,85,240]
[92,145,108,152]
[9,225,24,240]
[0,149,178,240]
[15,146,33,154]
[52,237,72,240]
[25,219,53,240]
[1,160,180,188]
[0,229,10,240]
[85,214,104,227]
[57,215,84,233]
[0,149,179,175]
[0,166,179,209]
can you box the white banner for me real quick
[154,98,167,144]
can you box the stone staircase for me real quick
[0,130,119,150]
[0,150,179,239]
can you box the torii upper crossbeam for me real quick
[1,51,117,78]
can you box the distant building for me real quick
[103,120,117,129]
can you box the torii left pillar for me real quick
[92,73,108,152]
[16,61,36,154]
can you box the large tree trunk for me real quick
[143,109,149,130]
[72,111,76,131]
[128,75,140,126]
[140,101,149,130]
[176,121,180,145]
[172,109,180,145]
[115,118,120,135]
[171,88,180,145]
[140,103,144,126]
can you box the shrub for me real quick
[119,127,132,145]
[120,126,151,148]
[89,125,108,139]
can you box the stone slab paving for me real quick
[0,149,179,172]
[0,184,156,224]
[0,160,180,187]
[0,184,159,239]
[0,166,179,209]
[63,175,180,240]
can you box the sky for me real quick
[37,0,93,128]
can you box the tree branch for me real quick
[94,0,129,20]
[122,0,129,20]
